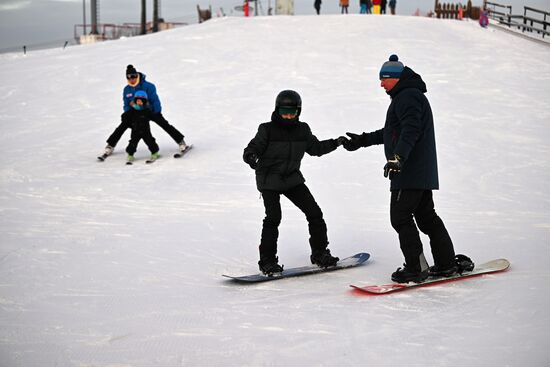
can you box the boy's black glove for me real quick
[335,136,348,147]
[243,152,259,170]
[343,132,364,151]
[383,154,403,179]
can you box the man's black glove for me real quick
[243,152,259,170]
[383,154,403,179]
[335,136,348,147]
[342,132,364,151]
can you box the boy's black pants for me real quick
[125,123,159,155]
[260,184,328,260]
[390,190,455,270]
[107,112,183,147]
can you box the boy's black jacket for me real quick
[244,112,338,192]
[121,107,163,133]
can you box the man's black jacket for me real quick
[360,67,439,190]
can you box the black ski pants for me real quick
[125,123,159,156]
[260,183,328,260]
[390,190,455,270]
[107,112,183,147]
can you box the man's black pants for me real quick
[390,190,455,270]
[107,113,183,147]
[260,184,328,260]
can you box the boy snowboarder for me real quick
[124,91,160,163]
[243,90,347,275]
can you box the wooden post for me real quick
[140,0,146,35]
[153,0,159,33]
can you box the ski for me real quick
[350,258,510,295]
[223,252,370,283]
[174,144,193,158]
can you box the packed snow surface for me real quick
[1,15,549,367]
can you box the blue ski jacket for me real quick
[123,73,162,114]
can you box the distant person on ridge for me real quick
[479,10,489,27]
[340,0,349,14]
[100,65,188,158]
[389,0,396,15]
[360,0,368,14]
[372,0,381,14]
[343,55,474,283]
[367,0,373,13]
[243,90,347,276]
[314,0,322,15]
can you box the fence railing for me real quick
[484,1,512,23]
[74,24,140,43]
[73,21,188,44]
[484,1,550,38]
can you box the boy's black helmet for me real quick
[275,90,302,116]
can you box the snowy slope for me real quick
[1,14,549,367]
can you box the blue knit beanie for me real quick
[379,54,404,79]
[134,90,148,100]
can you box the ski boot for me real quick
[146,152,160,163]
[126,155,135,165]
[98,145,115,161]
[179,138,188,153]
[104,145,114,156]
[310,249,339,268]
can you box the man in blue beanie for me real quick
[343,55,473,283]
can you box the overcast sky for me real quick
[0,0,547,51]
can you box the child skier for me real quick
[243,90,347,275]
[124,90,160,163]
